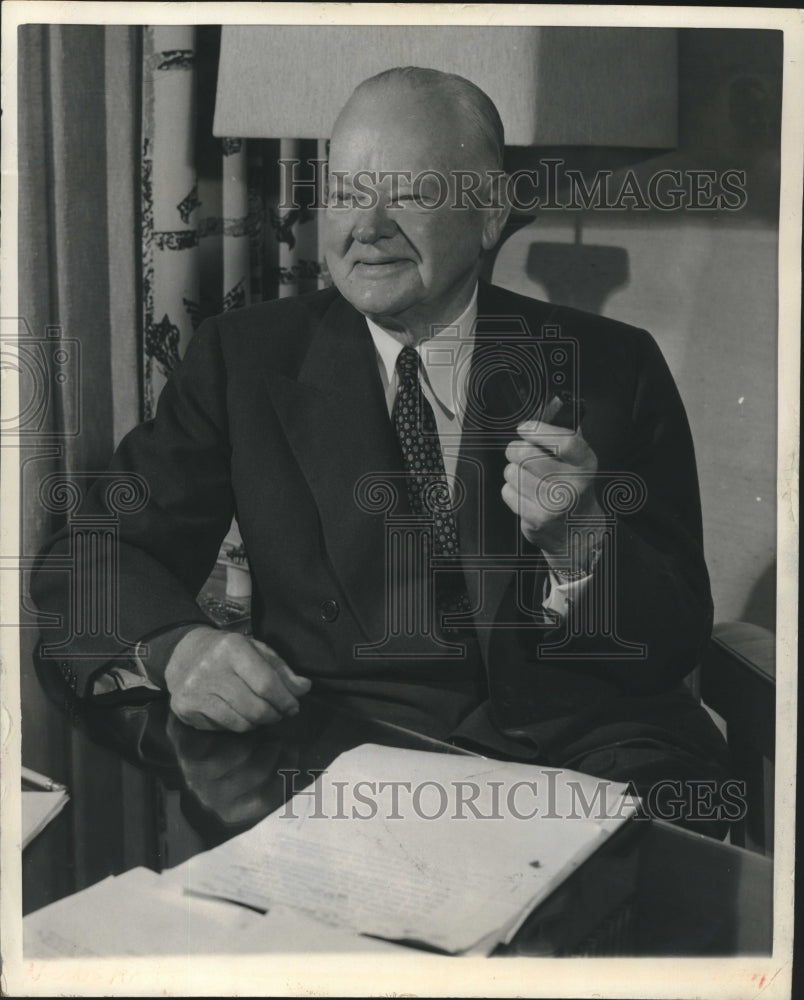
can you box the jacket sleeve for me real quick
[532,326,714,697]
[29,317,235,696]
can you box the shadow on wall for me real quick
[527,217,630,315]
[739,562,776,633]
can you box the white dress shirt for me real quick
[367,288,477,495]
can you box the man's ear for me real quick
[480,174,512,251]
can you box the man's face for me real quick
[324,87,506,337]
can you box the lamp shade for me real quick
[213,25,678,147]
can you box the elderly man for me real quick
[32,67,729,794]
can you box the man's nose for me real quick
[351,201,397,243]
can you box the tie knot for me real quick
[395,346,421,384]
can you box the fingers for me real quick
[165,631,312,733]
[502,421,600,553]
[501,479,550,526]
[216,680,286,728]
[232,642,304,718]
[174,706,242,732]
[504,437,553,466]
[503,456,546,495]
[500,480,520,519]
[174,693,275,733]
[250,639,312,695]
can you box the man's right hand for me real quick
[164,626,311,731]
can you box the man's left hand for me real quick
[502,420,603,558]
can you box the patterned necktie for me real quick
[393,346,471,627]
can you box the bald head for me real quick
[333,67,505,174]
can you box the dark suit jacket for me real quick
[31,281,725,773]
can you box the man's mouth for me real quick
[352,258,412,276]
[355,257,407,265]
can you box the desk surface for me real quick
[22,686,773,957]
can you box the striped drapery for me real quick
[18,24,148,911]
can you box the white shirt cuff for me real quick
[542,567,594,619]
[91,643,162,696]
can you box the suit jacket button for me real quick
[319,599,339,623]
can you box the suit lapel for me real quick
[457,283,552,653]
[263,295,403,639]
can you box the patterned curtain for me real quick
[140,25,330,593]
[140,25,330,414]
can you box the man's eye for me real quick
[391,193,438,210]
[412,189,441,208]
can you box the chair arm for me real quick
[700,621,775,762]
[710,622,775,681]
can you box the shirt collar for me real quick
[366,287,478,418]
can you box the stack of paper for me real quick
[24,744,639,958]
[24,864,405,958]
[188,744,639,955]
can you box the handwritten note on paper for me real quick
[188,744,638,954]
